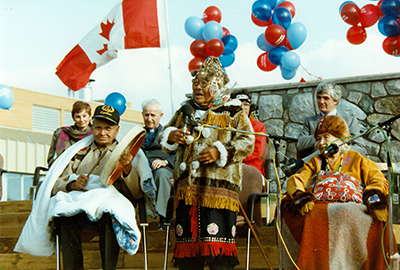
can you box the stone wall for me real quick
[235,72,400,180]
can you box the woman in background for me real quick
[47,101,92,167]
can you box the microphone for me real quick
[267,134,298,142]
[323,143,339,156]
[180,104,193,134]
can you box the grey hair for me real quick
[316,82,342,102]
[141,99,163,113]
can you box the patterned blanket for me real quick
[280,197,399,270]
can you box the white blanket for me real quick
[14,136,155,256]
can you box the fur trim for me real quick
[213,141,227,167]
[291,191,316,212]
[160,127,179,151]
[363,189,388,210]
[314,115,351,140]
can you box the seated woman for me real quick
[281,115,397,270]
[47,101,92,167]
[232,90,267,234]
[232,89,267,175]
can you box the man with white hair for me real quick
[283,81,366,176]
[141,99,175,230]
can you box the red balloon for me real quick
[377,0,384,17]
[257,52,277,72]
[203,6,222,23]
[188,57,205,72]
[190,39,208,58]
[251,13,272,27]
[341,3,361,26]
[277,1,296,18]
[205,39,225,57]
[360,4,380,28]
[265,24,286,46]
[285,39,293,50]
[222,27,230,37]
[383,36,400,56]
[346,25,367,45]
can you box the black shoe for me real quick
[281,159,304,177]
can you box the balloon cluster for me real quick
[105,92,127,116]
[340,0,400,56]
[0,84,14,110]
[184,6,238,72]
[252,0,307,80]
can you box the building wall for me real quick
[0,87,144,174]
[236,72,400,177]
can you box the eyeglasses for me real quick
[242,101,251,107]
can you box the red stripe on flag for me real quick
[56,45,96,91]
[122,0,160,49]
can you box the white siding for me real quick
[64,110,74,126]
[32,105,60,132]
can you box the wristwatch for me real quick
[165,160,169,166]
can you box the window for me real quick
[32,105,60,132]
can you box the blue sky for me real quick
[0,0,398,123]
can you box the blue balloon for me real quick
[257,33,275,51]
[272,7,292,29]
[281,51,301,70]
[339,1,356,14]
[281,66,297,80]
[260,0,277,9]
[222,35,238,55]
[378,16,400,37]
[0,84,14,110]
[184,16,204,40]
[219,53,235,68]
[276,0,285,6]
[381,0,400,18]
[268,46,288,66]
[252,0,272,22]
[287,22,307,49]
[104,92,127,116]
[202,21,223,42]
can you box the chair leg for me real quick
[163,222,171,270]
[56,235,61,270]
[245,225,252,270]
[164,196,174,270]
[141,223,148,270]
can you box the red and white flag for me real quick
[56,0,160,91]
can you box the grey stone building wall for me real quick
[233,72,400,183]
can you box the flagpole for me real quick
[162,0,175,115]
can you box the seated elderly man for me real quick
[14,105,157,270]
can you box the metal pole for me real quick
[162,0,175,115]
[385,127,394,269]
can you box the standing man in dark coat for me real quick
[141,99,175,229]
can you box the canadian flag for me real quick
[56,0,160,91]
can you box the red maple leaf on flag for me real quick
[99,19,115,40]
[96,19,115,56]
[97,44,109,56]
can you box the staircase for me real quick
[0,200,280,270]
